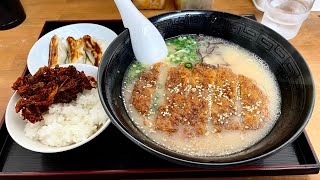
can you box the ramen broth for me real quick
[122,36,281,156]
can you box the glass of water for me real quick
[261,0,315,40]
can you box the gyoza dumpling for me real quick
[66,37,87,64]
[83,35,103,66]
[48,35,68,67]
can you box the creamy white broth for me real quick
[122,36,281,157]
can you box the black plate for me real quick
[0,16,319,178]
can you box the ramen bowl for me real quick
[98,10,315,167]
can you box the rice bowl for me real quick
[25,88,107,147]
[5,64,111,153]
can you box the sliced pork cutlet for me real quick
[211,67,240,131]
[155,64,213,137]
[182,64,216,136]
[131,63,162,115]
[155,93,185,133]
[165,64,191,94]
[238,75,270,130]
[155,64,192,133]
[190,63,216,88]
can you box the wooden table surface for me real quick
[0,0,319,179]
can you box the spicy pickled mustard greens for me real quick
[122,35,281,157]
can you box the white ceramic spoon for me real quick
[114,0,168,64]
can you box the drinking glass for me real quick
[261,0,315,40]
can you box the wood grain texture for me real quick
[0,0,319,179]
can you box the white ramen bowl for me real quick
[5,64,111,153]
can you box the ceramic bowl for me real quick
[98,10,315,167]
[6,64,111,153]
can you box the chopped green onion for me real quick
[166,36,200,65]
[126,61,146,82]
[185,62,193,69]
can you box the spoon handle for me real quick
[114,0,168,64]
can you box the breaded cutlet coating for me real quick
[132,63,271,136]
[239,75,270,129]
[210,68,238,130]
[155,65,192,133]
[131,63,162,115]
[156,64,213,136]
[165,64,192,94]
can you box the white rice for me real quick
[24,88,107,147]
